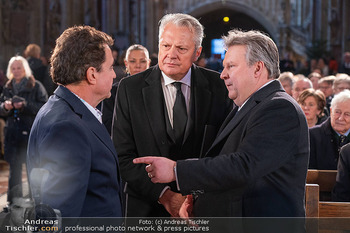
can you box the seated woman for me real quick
[298,88,327,127]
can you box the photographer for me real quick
[0,55,47,205]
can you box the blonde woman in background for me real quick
[0,55,47,205]
[124,44,151,75]
[102,44,151,134]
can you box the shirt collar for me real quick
[238,80,274,111]
[161,68,191,87]
[70,91,103,123]
[335,128,350,137]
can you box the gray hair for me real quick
[6,55,32,79]
[125,44,150,61]
[158,13,204,50]
[293,75,313,89]
[331,89,350,108]
[278,72,294,86]
[222,29,280,79]
[333,75,350,88]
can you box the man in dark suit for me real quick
[134,29,309,218]
[309,89,350,169]
[333,143,350,201]
[113,13,232,217]
[27,26,122,217]
[338,52,350,75]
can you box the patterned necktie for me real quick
[172,82,187,145]
[339,135,348,148]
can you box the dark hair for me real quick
[50,25,113,85]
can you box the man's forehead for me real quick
[333,102,350,110]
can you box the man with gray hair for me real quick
[333,74,350,95]
[134,29,309,219]
[292,75,313,100]
[309,89,350,170]
[113,13,232,217]
[278,71,294,96]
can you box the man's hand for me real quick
[179,195,193,219]
[159,189,186,217]
[133,156,176,183]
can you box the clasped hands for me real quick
[133,157,193,219]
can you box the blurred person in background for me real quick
[24,43,55,96]
[333,74,350,95]
[328,56,339,75]
[111,46,127,82]
[102,44,151,135]
[338,52,350,75]
[124,44,151,76]
[308,72,322,90]
[292,75,313,100]
[278,71,294,96]
[0,55,47,205]
[317,57,329,76]
[297,88,327,127]
[319,75,336,112]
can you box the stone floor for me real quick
[0,160,28,210]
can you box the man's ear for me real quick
[194,47,202,61]
[254,61,265,78]
[86,67,97,85]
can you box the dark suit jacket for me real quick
[101,81,119,134]
[177,80,309,217]
[113,64,232,217]
[309,118,339,170]
[332,143,350,201]
[27,86,123,217]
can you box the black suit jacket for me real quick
[332,143,350,201]
[177,80,309,217]
[113,65,232,216]
[309,118,339,170]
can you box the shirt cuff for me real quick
[174,164,180,191]
[158,186,170,204]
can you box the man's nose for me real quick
[167,46,177,58]
[220,68,227,80]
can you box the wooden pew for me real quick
[306,169,337,201]
[306,170,350,216]
[319,201,350,217]
[305,170,350,232]
[305,183,319,217]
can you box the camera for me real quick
[0,169,61,233]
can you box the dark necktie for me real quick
[172,82,187,145]
[339,135,348,148]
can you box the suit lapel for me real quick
[186,65,211,143]
[206,80,283,155]
[55,86,119,162]
[142,67,170,155]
